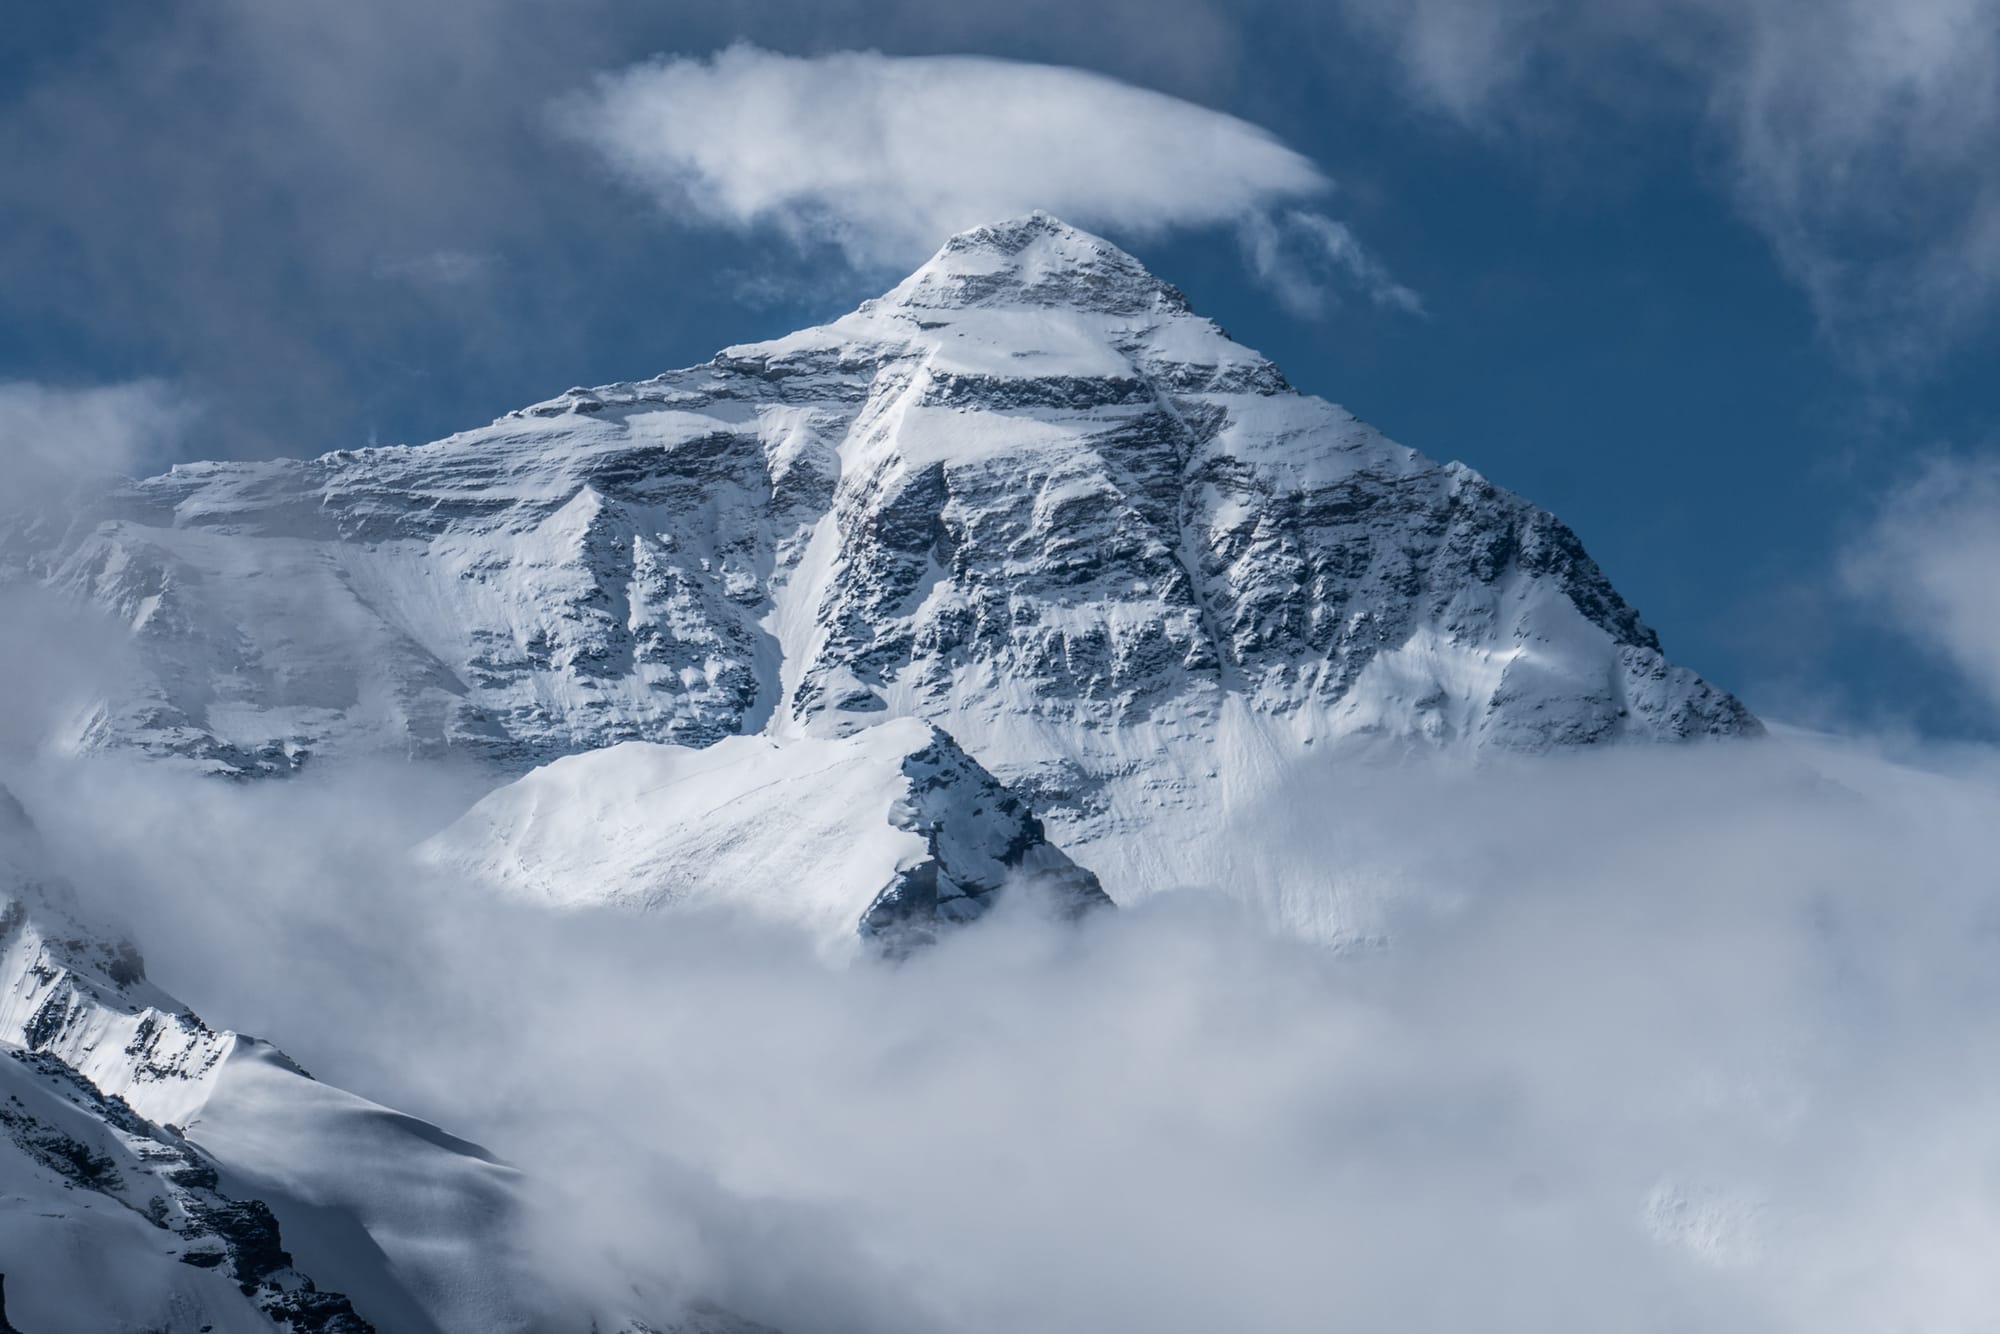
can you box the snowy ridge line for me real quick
[0,795,236,1129]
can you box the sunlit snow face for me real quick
[16,726,2000,1334]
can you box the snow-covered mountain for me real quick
[12,212,1757,905]
[0,214,1765,1328]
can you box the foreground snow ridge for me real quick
[424,717,1111,953]
[0,786,770,1333]
[0,789,547,1334]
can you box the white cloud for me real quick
[0,381,186,755]
[1338,0,1560,120]
[1844,455,2000,716]
[557,44,1415,315]
[1334,0,2000,374]
[0,379,194,489]
[1711,0,2000,373]
[34,729,2000,1332]
[1241,210,1426,318]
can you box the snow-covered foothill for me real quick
[0,1044,371,1334]
[422,716,1110,954]
[0,785,657,1334]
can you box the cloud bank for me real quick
[1334,0,2000,373]
[559,44,1419,314]
[27,725,2000,1334]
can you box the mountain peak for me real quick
[939,211,1115,258]
[878,212,1192,317]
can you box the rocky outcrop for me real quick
[858,724,1112,953]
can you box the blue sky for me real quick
[4,0,1997,738]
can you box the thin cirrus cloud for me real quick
[556,44,1423,317]
[1333,0,2000,375]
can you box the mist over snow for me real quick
[0,378,196,503]
[6,711,1998,1332]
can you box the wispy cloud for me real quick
[372,248,499,289]
[1844,454,2000,717]
[1240,210,1426,318]
[1334,0,2000,375]
[556,44,1418,317]
[0,379,195,495]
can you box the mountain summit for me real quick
[873,211,1195,316]
[21,215,1757,899]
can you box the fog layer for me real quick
[15,724,2000,1333]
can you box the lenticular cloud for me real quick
[557,44,1415,313]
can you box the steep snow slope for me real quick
[0,1045,372,1334]
[422,717,1109,953]
[0,785,235,1131]
[8,213,1757,899]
